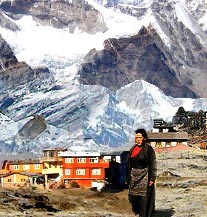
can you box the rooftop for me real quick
[148,132,189,140]
[58,151,101,157]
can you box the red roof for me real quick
[155,144,194,153]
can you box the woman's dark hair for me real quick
[135,128,148,140]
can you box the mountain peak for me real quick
[79,22,198,98]
[0,0,207,154]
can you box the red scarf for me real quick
[131,145,142,157]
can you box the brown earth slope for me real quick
[0,149,206,217]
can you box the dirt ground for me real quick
[0,148,206,217]
[154,148,207,217]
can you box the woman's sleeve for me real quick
[148,146,157,183]
[126,150,132,185]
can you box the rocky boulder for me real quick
[15,114,47,141]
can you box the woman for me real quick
[127,128,157,217]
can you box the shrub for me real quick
[70,181,80,188]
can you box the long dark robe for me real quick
[127,142,157,217]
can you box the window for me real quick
[65,169,71,175]
[49,151,55,157]
[90,157,98,163]
[92,169,101,175]
[166,142,171,147]
[13,165,19,170]
[77,158,86,163]
[21,179,26,182]
[34,164,40,169]
[7,179,12,182]
[76,169,85,175]
[155,142,162,148]
[65,158,73,163]
[23,165,30,171]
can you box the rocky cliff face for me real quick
[78,0,207,98]
[0,33,53,117]
[0,0,107,34]
[0,34,18,69]
[150,0,207,98]
[79,26,198,98]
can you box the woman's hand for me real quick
[149,181,154,186]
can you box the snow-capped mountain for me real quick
[80,0,207,98]
[0,0,207,156]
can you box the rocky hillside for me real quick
[0,0,107,34]
[1,0,207,98]
[79,26,198,98]
[0,30,53,90]
[79,0,207,98]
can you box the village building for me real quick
[0,172,43,188]
[58,151,109,190]
[0,159,45,188]
[41,148,67,187]
[152,118,179,132]
[102,151,129,189]
[0,159,43,175]
[148,119,189,148]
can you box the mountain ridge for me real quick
[0,0,207,155]
[80,0,207,98]
[79,25,199,98]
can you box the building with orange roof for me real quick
[0,159,43,175]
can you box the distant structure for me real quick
[148,119,189,149]
[101,151,129,189]
[152,118,179,132]
[200,140,207,150]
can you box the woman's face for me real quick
[135,133,144,145]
